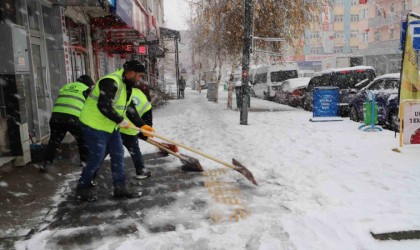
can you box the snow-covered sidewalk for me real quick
[18,87,420,249]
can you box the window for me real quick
[311,32,319,39]
[404,0,410,10]
[351,15,359,22]
[27,1,40,30]
[334,0,343,6]
[334,15,343,22]
[390,3,396,12]
[390,28,395,39]
[334,47,343,53]
[351,0,358,6]
[376,7,381,17]
[350,46,359,53]
[375,31,381,42]
[255,73,267,84]
[360,9,368,19]
[42,5,55,34]
[334,32,343,38]
[369,80,384,90]
[384,80,399,90]
[361,32,368,43]
[350,31,358,38]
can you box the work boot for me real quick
[76,186,97,202]
[39,162,52,173]
[135,169,152,180]
[114,187,142,199]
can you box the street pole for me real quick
[240,0,252,125]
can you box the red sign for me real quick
[138,45,148,55]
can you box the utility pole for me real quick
[240,0,252,125]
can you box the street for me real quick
[1,87,420,249]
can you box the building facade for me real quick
[0,0,165,166]
[294,0,420,75]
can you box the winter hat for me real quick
[77,75,94,87]
[123,60,146,73]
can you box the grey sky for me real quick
[163,0,190,30]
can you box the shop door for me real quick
[31,39,50,139]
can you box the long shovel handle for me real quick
[135,126,236,170]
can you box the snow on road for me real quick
[18,87,420,249]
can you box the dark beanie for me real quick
[77,75,94,87]
[123,60,146,73]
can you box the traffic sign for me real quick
[401,20,420,51]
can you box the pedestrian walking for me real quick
[178,76,186,98]
[76,60,154,202]
[40,75,95,173]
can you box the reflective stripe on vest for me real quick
[120,88,152,135]
[79,69,132,133]
[52,81,88,118]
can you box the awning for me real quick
[148,44,165,58]
[160,27,181,41]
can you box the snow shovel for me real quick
[134,126,258,186]
[146,138,203,171]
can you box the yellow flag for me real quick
[400,14,420,102]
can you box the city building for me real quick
[0,0,165,167]
[289,0,419,76]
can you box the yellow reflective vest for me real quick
[52,81,88,117]
[79,69,132,133]
[119,88,152,136]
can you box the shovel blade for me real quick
[159,142,179,153]
[180,153,204,172]
[232,158,258,186]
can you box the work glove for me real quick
[140,124,154,138]
[118,119,130,129]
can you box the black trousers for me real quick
[43,121,88,164]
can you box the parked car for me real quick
[274,77,311,107]
[348,73,400,131]
[302,66,376,116]
[252,62,299,100]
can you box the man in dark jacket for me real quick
[76,60,154,201]
[40,75,94,173]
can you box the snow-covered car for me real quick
[274,77,311,107]
[348,73,400,131]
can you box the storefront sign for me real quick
[116,0,133,27]
[138,45,147,55]
[402,101,420,145]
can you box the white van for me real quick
[252,62,299,100]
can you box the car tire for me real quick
[349,106,359,122]
[388,109,399,132]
